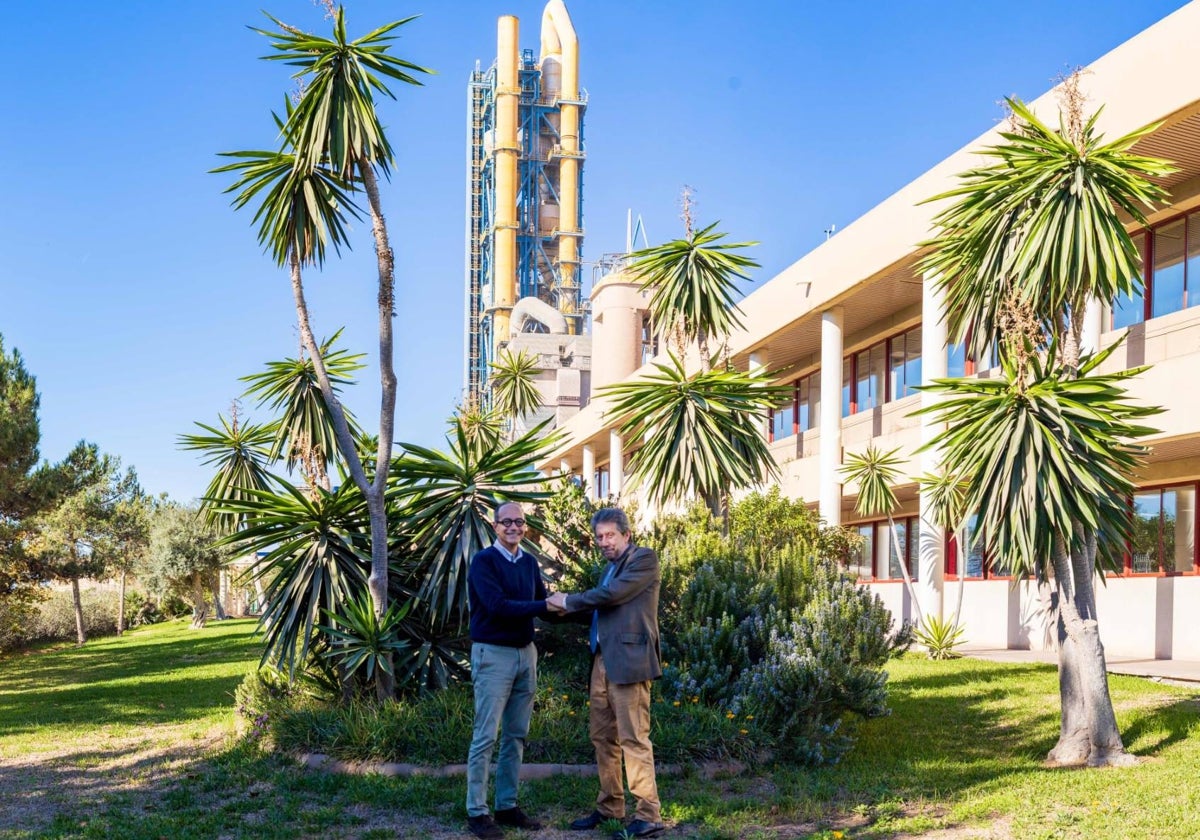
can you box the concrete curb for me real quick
[297,753,747,779]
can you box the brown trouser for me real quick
[588,653,661,822]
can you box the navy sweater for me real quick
[468,545,550,647]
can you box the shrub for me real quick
[739,566,911,765]
[26,588,122,643]
[0,598,40,654]
[651,491,911,766]
[264,659,764,765]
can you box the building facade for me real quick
[542,2,1200,662]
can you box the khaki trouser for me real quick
[588,653,661,822]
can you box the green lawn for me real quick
[2,620,1199,839]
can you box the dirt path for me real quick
[0,724,228,837]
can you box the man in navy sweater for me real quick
[465,501,555,839]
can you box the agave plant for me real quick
[319,588,411,684]
[912,614,966,660]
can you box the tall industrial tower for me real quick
[465,0,587,407]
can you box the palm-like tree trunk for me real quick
[283,160,399,701]
[886,514,924,627]
[1046,532,1133,766]
[358,160,399,612]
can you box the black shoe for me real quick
[495,806,543,830]
[569,810,612,830]
[616,819,665,838]
[468,814,505,839]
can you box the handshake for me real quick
[545,591,574,614]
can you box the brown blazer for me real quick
[565,544,662,685]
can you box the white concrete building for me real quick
[542,2,1200,662]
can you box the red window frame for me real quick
[1111,481,1200,577]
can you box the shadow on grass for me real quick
[705,656,1200,839]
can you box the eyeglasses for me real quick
[497,518,526,528]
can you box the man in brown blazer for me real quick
[548,507,664,839]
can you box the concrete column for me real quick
[582,444,596,501]
[608,430,624,499]
[818,307,844,526]
[559,459,571,477]
[1080,297,1103,356]
[748,350,770,444]
[918,276,948,623]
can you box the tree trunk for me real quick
[117,570,126,636]
[359,160,398,702]
[285,162,398,701]
[948,525,967,627]
[1045,532,1135,767]
[210,574,227,621]
[887,515,924,628]
[71,577,87,646]
[190,573,209,629]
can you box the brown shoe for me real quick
[495,806,543,830]
[468,814,505,839]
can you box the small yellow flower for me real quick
[568,710,576,716]
[562,694,569,700]
[672,701,680,707]
[739,728,748,735]
[832,832,845,840]
[691,696,699,704]
[726,712,735,719]
[585,700,590,706]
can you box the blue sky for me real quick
[0,0,1188,503]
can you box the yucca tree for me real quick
[217,479,371,679]
[241,330,366,491]
[601,354,788,517]
[218,8,432,701]
[917,86,1172,766]
[389,417,559,627]
[628,221,758,373]
[840,445,922,626]
[178,414,275,535]
[915,469,972,633]
[489,348,542,438]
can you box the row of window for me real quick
[771,325,925,441]
[772,208,1200,445]
[846,482,1200,581]
[1112,212,1200,330]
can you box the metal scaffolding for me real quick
[465,43,587,405]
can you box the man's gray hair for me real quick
[591,506,631,536]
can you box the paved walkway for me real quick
[963,647,1200,685]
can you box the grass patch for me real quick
[0,618,260,754]
[3,620,1200,838]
